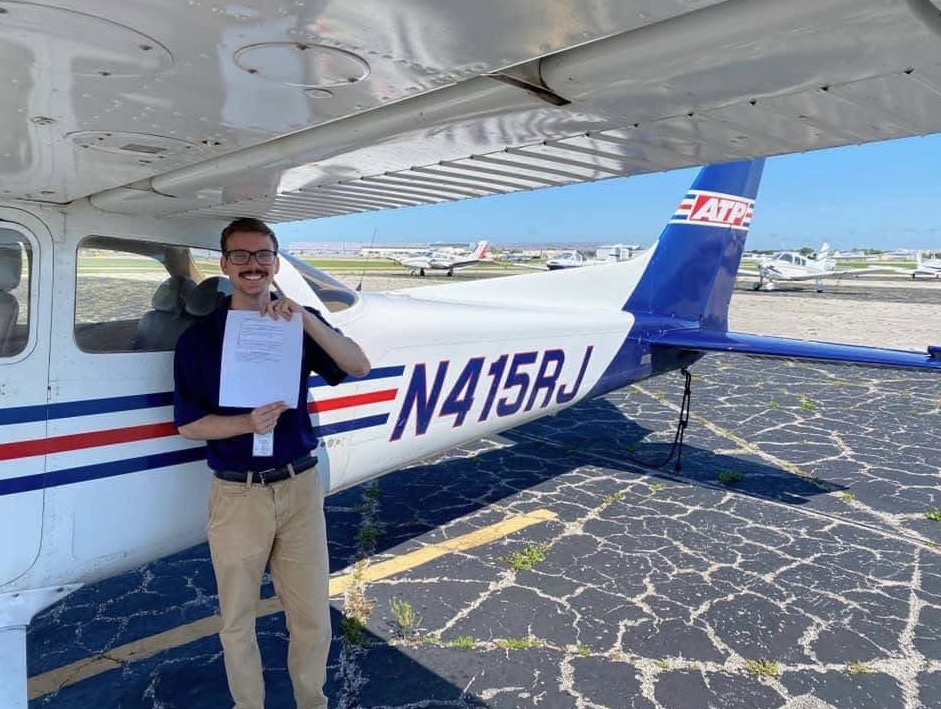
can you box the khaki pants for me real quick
[207,467,330,709]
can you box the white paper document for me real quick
[219,310,303,409]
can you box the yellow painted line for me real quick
[28,508,557,700]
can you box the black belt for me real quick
[214,454,318,485]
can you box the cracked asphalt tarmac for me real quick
[27,344,941,708]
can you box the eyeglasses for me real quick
[224,249,278,266]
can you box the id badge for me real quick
[253,432,274,457]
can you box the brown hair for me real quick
[220,218,279,252]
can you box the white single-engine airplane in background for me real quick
[6,1,941,707]
[392,240,489,276]
[751,244,904,292]
[912,250,941,278]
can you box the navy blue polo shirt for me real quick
[173,297,347,472]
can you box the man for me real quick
[173,217,370,709]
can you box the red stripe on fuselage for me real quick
[0,391,398,462]
[0,422,179,461]
[308,389,397,413]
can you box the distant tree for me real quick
[799,246,814,257]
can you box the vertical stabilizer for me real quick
[624,160,764,331]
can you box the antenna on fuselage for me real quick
[355,228,378,292]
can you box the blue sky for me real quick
[277,134,941,252]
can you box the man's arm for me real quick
[263,298,371,377]
[178,402,289,440]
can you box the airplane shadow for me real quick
[28,390,845,708]
[319,390,848,577]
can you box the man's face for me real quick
[220,230,279,297]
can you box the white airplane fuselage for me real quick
[0,204,629,600]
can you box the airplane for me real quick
[6,1,941,706]
[392,240,489,276]
[545,250,592,270]
[751,243,903,292]
[912,250,941,278]
[546,244,643,269]
[8,159,941,708]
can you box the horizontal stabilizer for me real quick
[649,329,941,372]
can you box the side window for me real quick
[74,236,218,353]
[0,228,32,358]
[278,251,358,313]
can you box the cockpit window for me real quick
[74,236,209,353]
[0,228,32,358]
[279,251,358,313]
[72,238,357,353]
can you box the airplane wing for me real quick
[767,266,909,282]
[8,0,941,222]
[649,329,941,372]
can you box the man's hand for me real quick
[262,297,301,321]
[250,401,289,434]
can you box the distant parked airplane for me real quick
[912,251,941,279]
[546,251,591,270]
[546,244,641,270]
[394,240,489,276]
[753,244,901,292]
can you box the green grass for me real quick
[744,659,781,678]
[717,470,745,485]
[444,636,477,649]
[846,661,870,675]
[495,637,544,650]
[925,509,941,522]
[340,615,369,647]
[388,597,422,639]
[505,543,549,571]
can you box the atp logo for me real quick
[671,190,753,229]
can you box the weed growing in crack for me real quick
[744,659,781,678]
[444,635,476,649]
[846,661,870,675]
[496,637,544,650]
[717,470,744,485]
[505,543,549,571]
[388,597,422,639]
[340,615,369,647]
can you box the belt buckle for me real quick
[256,466,277,485]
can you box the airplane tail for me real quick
[623,159,764,331]
[472,240,489,259]
[403,160,764,329]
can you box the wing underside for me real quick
[6,0,941,222]
[768,267,907,282]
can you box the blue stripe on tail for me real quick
[624,159,764,331]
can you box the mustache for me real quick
[237,269,268,277]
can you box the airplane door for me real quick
[0,214,51,586]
